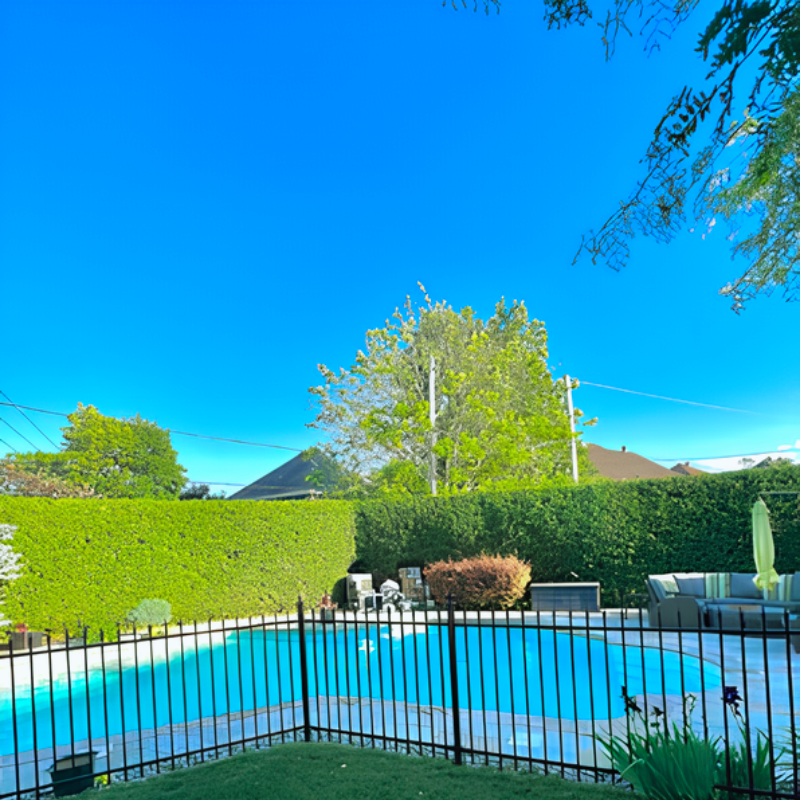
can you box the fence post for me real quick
[447,594,463,765]
[297,596,312,743]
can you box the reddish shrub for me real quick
[425,554,531,610]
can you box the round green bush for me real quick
[126,598,172,628]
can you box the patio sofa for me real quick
[646,572,800,630]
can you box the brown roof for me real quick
[586,444,679,481]
[670,462,707,476]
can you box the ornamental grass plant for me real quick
[596,692,776,800]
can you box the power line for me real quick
[170,430,302,452]
[0,437,18,454]
[189,480,330,490]
[0,390,61,448]
[0,403,64,417]
[580,381,762,415]
[188,481,247,487]
[0,417,40,451]
[0,401,304,452]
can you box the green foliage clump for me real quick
[179,484,226,500]
[597,695,774,800]
[0,496,355,634]
[355,465,800,602]
[537,2,800,306]
[425,554,531,610]
[309,290,595,498]
[126,598,172,628]
[604,724,720,800]
[12,403,187,499]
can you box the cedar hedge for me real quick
[2,466,798,629]
[0,497,355,634]
[355,466,800,602]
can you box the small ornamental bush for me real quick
[425,553,531,610]
[126,599,172,628]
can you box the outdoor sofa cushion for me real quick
[705,573,731,598]
[730,573,762,599]
[647,572,800,629]
[675,575,705,597]
[655,572,776,600]
[647,574,680,602]
[764,573,799,602]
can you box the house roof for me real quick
[227,452,332,500]
[670,462,707,477]
[586,444,679,481]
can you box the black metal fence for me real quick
[1,601,798,799]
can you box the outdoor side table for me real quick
[530,582,600,612]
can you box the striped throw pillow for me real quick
[705,573,731,599]
[764,574,793,602]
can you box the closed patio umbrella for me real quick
[752,498,779,593]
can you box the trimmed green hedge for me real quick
[355,466,800,601]
[3,467,798,629]
[0,497,355,633]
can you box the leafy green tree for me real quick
[752,456,795,468]
[179,483,227,500]
[309,288,596,496]
[301,447,368,498]
[13,404,186,499]
[464,2,800,306]
[708,86,800,306]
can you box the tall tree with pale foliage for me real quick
[309,288,595,496]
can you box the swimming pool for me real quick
[0,622,721,758]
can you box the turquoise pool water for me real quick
[0,624,721,756]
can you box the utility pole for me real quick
[565,374,579,484]
[429,356,437,496]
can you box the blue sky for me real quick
[1,0,798,492]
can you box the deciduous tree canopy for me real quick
[179,483,227,500]
[11,404,186,499]
[465,1,800,307]
[309,289,595,496]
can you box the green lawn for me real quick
[79,743,626,800]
